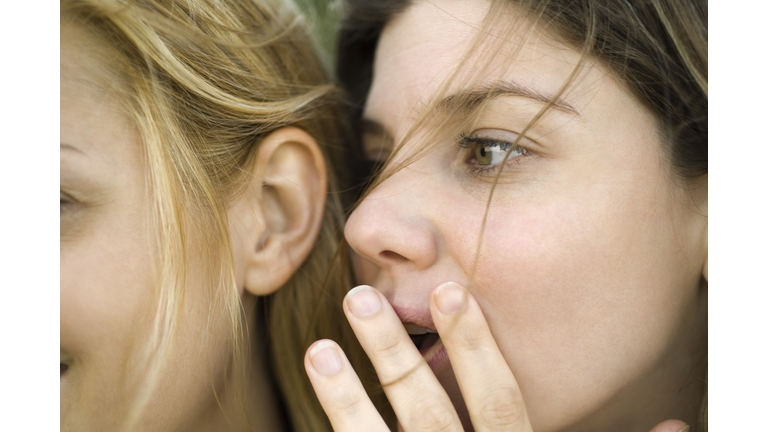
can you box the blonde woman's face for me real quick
[60,26,235,431]
[345,0,707,430]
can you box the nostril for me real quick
[380,250,407,262]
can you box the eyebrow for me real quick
[435,80,579,117]
[360,80,579,146]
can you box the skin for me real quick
[306,1,707,431]
[61,22,326,431]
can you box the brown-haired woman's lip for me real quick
[391,305,436,331]
[424,338,449,372]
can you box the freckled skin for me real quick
[345,1,707,431]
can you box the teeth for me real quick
[404,324,437,335]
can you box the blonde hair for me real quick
[62,0,382,430]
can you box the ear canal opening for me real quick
[260,184,288,235]
[255,230,270,252]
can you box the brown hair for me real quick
[338,0,706,183]
[62,0,381,430]
[336,0,707,429]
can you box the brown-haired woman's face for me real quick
[345,0,707,430]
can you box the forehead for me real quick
[61,21,116,87]
[61,20,131,117]
[365,0,605,132]
[61,22,139,167]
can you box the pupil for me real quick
[480,147,486,157]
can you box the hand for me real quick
[305,282,690,432]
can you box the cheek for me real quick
[60,208,158,426]
[60,208,232,429]
[468,184,698,414]
[60,218,155,356]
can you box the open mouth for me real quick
[410,332,440,353]
[405,324,445,365]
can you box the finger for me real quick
[344,285,463,432]
[647,420,689,432]
[430,281,533,432]
[305,339,389,432]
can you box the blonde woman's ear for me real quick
[229,126,327,296]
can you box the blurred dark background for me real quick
[294,0,342,67]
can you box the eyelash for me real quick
[457,133,530,176]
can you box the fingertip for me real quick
[345,285,383,318]
[345,285,376,300]
[308,339,339,357]
[647,420,689,432]
[306,339,344,376]
[431,281,468,316]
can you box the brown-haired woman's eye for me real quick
[459,133,528,169]
[475,141,526,166]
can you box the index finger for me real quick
[344,285,463,432]
[305,339,390,432]
[430,282,533,432]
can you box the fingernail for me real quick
[677,426,690,432]
[309,340,342,376]
[435,282,467,315]
[346,285,382,318]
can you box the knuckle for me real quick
[369,328,409,360]
[408,399,456,432]
[449,325,487,352]
[327,385,366,417]
[477,387,527,428]
[379,359,427,388]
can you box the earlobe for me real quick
[230,126,327,296]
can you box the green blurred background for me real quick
[294,0,343,68]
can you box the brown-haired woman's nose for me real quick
[344,193,439,272]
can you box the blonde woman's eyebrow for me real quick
[434,80,579,117]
